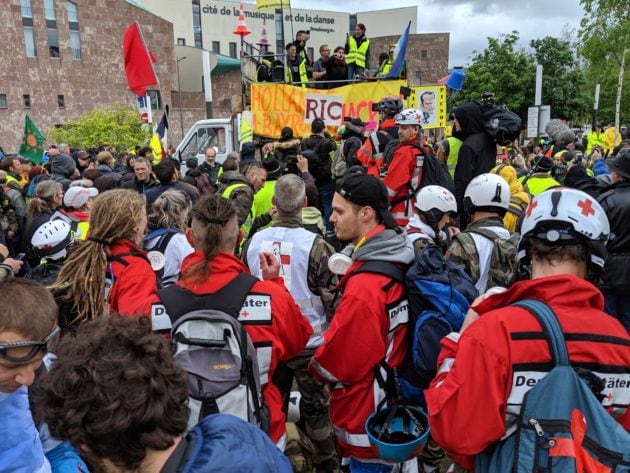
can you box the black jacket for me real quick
[452,102,497,223]
[121,176,158,194]
[301,134,337,186]
[598,180,630,294]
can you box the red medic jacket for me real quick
[177,251,312,445]
[382,140,424,226]
[425,274,630,470]
[108,239,159,316]
[310,226,413,460]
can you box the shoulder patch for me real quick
[239,295,272,324]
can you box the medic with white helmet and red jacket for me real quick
[406,185,457,254]
[382,108,426,226]
[425,188,630,471]
[309,172,414,471]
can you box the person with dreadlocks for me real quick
[51,189,158,333]
[150,193,312,449]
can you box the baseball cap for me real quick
[63,186,98,209]
[337,172,398,229]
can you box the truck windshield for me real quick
[181,126,227,160]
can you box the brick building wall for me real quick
[369,33,449,86]
[0,0,176,151]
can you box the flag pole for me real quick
[135,21,166,130]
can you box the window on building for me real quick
[23,27,37,57]
[421,50,428,59]
[23,94,31,108]
[349,14,357,33]
[57,94,65,108]
[229,42,237,58]
[0,94,7,109]
[212,41,220,54]
[192,0,202,48]
[67,1,81,59]
[177,37,186,46]
[48,28,60,57]
[246,44,253,55]
[275,11,283,54]
[415,71,422,80]
[21,0,36,57]
[147,90,162,111]
[44,0,55,20]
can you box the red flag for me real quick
[122,22,158,96]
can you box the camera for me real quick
[371,103,381,112]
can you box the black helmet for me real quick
[377,96,403,116]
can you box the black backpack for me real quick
[481,103,522,146]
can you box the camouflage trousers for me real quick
[278,349,340,471]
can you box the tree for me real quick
[530,37,590,123]
[455,31,536,120]
[579,0,629,127]
[48,104,150,151]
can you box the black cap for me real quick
[262,155,282,179]
[533,156,554,172]
[338,172,398,229]
[605,148,630,179]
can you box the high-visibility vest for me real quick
[253,180,276,231]
[285,57,308,87]
[586,131,606,154]
[379,59,393,76]
[346,36,370,68]
[446,137,462,177]
[521,174,560,196]
[5,174,20,187]
[222,183,255,238]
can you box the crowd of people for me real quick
[259,25,403,89]
[1,95,629,473]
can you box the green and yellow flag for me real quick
[256,0,290,10]
[18,114,45,164]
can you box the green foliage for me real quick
[530,37,590,122]
[48,104,150,151]
[579,0,629,123]
[455,31,536,120]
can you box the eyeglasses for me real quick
[0,326,60,363]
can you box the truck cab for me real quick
[172,118,236,166]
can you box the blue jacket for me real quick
[592,158,610,176]
[0,387,50,473]
[163,414,292,473]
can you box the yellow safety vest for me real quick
[446,137,463,177]
[77,221,90,240]
[521,175,560,196]
[5,174,20,187]
[379,59,393,76]
[346,36,370,68]
[222,183,255,238]
[253,180,276,232]
[285,57,308,87]
[586,131,606,154]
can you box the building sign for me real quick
[256,0,291,10]
[251,80,406,138]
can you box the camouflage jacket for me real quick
[0,188,19,236]
[447,217,512,289]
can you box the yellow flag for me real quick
[256,0,290,10]
[149,132,163,165]
[240,117,253,144]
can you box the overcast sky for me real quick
[289,0,585,67]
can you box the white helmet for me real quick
[31,219,74,261]
[394,108,423,126]
[518,188,610,271]
[463,173,510,215]
[415,185,457,214]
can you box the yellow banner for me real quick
[408,85,447,129]
[251,80,407,138]
[256,0,290,10]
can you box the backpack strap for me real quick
[352,260,406,285]
[107,250,147,266]
[511,300,569,367]
[158,272,258,320]
[466,226,503,242]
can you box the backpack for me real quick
[476,299,630,473]
[482,103,522,146]
[454,226,520,289]
[143,228,179,283]
[331,136,362,178]
[152,272,269,433]
[397,245,478,402]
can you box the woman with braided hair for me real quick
[51,189,158,333]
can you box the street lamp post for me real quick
[176,56,187,142]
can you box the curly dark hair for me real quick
[36,316,189,471]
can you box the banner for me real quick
[251,80,406,138]
[408,85,447,129]
[256,0,290,10]
[19,114,45,164]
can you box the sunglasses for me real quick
[0,326,60,363]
